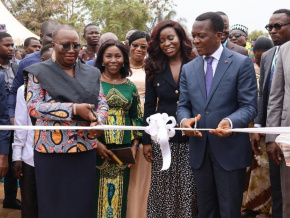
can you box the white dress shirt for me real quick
[12,85,34,167]
[203,44,223,77]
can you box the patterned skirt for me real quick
[147,141,198,218]
[95,145,130,218]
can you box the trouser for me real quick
[280,155,290,218]
[269,159,283,218]
[193,142,246,218]
[4,132,18,201]
[19,162,38,218]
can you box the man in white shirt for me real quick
[12,85,36,218]
[11,45,52,218]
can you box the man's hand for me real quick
[10,118,14,125]
[266,142,281,165]
[0,154,8,179]
[12,161,23,180]
[250,133,262,155]
[180,114,202,137]
[210,119,232,137]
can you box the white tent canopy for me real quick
[0,1,39,45]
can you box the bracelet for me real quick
[132,143,139,148]
[73,104,77,115]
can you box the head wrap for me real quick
[230,24,248,36]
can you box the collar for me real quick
[203,44,223,61]
[0,60,13,68]
[223,39,228,47]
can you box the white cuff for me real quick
[223,118,233,129]
[180,118,188,136]
[254,123,262,128]
[12,144,22,162]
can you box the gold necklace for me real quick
[103,72,122,82]
[130,64,143,69]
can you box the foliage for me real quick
[248,30,269,42]
[2,0,184,41]
[145,8,188,33]
[83,0,150,40]
[2,0,85,37]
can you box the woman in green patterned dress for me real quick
[94,39,143,218]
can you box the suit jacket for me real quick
[266,41,290,143]
[177,47,257,171]
[226,40,248,56]
[143,63,188,145]
[0,72,11,154]
[255,47,276,127]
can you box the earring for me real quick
[123,64,124,67]
[102,63,104,66]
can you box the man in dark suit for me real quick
[251,9,290,218]
[216,11,248,56]
[177,12,257,217]
[0,72,10,180]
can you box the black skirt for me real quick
[34,149,96,218]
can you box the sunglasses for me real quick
[131,43,147,50]
[54,42,81,51]
[228,33,245,39]
[265,22,290,31]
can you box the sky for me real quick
[174,0,289,34]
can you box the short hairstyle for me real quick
[40,44,52,56]
[52,25,77,40]
[273,9,290,18]
[41,20,60,34]
[126,29,137,40]
[99,32,118,45]
[15,48,26,59]
[253,37,274,52]
[84,23,99,35]
[216,11,227,16]
[144,20,195,84]
[0,32,12,42]
[129,31,150,46]
[95,39,131,78]
[24,37,39,47]
[195,12,224,33]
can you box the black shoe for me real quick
[3,199,22,210]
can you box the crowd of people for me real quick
[0,8,290,218]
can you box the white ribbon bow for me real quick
[145,113,176,170]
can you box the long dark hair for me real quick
[95,39,132,78]
[144,20,195,83]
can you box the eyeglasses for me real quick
[228,33,245,39]
[265,23,290,31]
[131,43,147,50]
[53,42,81,51]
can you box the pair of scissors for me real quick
[89,104,98,122]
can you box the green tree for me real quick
[2,0,65,35]
[146,9,188,33]
[83,0,150,40]
[248,30,269,42]
[2,0,85,36]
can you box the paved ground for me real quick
[0,182,21,218]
